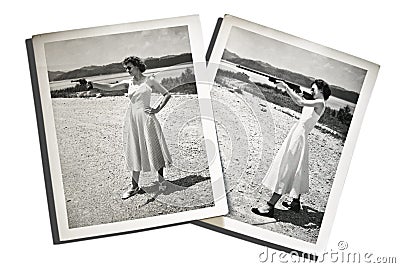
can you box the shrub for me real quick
[50,84,88,98]
[160,67,196,92]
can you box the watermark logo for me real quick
[259,241,397,264]
[132,62,275,207]
[337,240,348,250]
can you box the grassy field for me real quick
[52,94,214,228]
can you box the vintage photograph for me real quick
[202,15,379,254]
[29,15,227,243]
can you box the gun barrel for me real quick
[236,64,303,93]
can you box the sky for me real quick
[45,26,191,72]
[225,26,367,93]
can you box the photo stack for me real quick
[27,14,379,255]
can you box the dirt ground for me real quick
[211,82,344,244]
[52,94,214,229]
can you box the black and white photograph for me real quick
[202,15,379,254]
[28,15,227,243]
[4,0,400,266]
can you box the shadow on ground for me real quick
[140,175,210,195]
[137,175,210,207]
[252,205,324,229]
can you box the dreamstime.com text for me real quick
[259,241,397,264]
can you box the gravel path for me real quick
[52,95,214,229]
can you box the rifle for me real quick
[236,64,313,99]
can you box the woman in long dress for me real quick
[89,56,172,200]
[252,79,331,217]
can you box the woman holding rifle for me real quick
[252,79,331,217]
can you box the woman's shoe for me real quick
[282,200,301,213]
[251,206,274,218]
[122,186,141,200]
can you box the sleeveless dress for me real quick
[122,77,172,172]
[262,105,324,197]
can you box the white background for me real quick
[1,0,399,267]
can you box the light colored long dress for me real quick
[262,105,324,197]
[122,77,172,172]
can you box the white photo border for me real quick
[201,14,379,255]
[31,15,228,243]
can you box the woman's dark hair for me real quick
[312,79,331,100]
[122,56,146,73]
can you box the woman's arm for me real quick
[276,81,325,108]
[145,78,171,114]
[91,80,129,92]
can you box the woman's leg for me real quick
[251,192,281,217]
[259,192,281,211]
[282,194,301,212]
[293,194,301,203]
[122,171,141,199]
[157,168,165,183]
[267,192,282,207]
[131,171,140,188]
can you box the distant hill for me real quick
[48,71,65,81]
[222,49,359,104]
[222,49,240,61]
[49,53,193,82]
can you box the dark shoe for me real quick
[282,200,301,213]
[251,206,274,218]
[122,186,141,200]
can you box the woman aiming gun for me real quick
[252,79,331,217]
